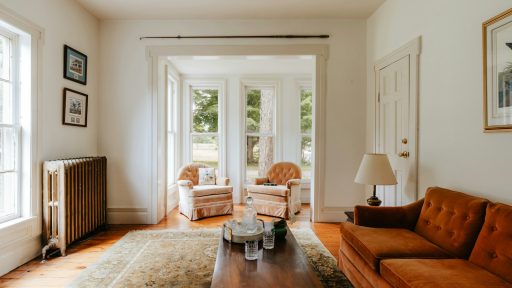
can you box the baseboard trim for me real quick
[318,206,353,222]
[0,235,40,276]
[107,208,148,224]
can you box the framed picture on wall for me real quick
[483,8,512,132]
[63,45,87,85]
[62,88,88,127]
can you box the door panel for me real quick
[376,55,416,206]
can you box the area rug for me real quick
[69,228,352,288]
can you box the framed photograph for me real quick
[483,8,512,131]
[63,45,87,85]
[62,88,88,127]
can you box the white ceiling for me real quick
[75,0,385,20]
[169,55,314,75]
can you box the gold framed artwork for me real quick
[483,8,512,132]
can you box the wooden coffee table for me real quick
[211,227,323,288]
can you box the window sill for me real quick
[0,216,37,231]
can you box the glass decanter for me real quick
[242,196,258,233]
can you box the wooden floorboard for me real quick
[0,204,341,288]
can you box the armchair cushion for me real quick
[355,199,424,230]
[380,259,512,288]
[198,167,216,185]
[246,184,289,197]
[189,185,232,197]
[341,222,452,272]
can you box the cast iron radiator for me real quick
[41,157,107,260]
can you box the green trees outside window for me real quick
[300,88,313,179]
[191,88,219,168]
[246,88,274,181]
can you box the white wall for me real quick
[0,0,99,276]
[367,0,512,203]
[99,19,367,223]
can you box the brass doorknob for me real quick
[399,151,410,158]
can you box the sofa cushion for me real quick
[340,222,451,272]
[189,185,232,197]
[469,203,512,283]
[246,185,288,196]
[380,259,512,288]
[414,187,488,258]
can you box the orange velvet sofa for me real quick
[338,187,512,288]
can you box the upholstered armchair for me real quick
[246,162,302,219]
[177,163,233,220]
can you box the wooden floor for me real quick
[0,205,341,287]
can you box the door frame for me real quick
[373,37,421,203]
[146,44,329,224]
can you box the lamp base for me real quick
[367,195,382,206]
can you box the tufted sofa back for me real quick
[266,162,301,185]
[414,187,488,259]
[177,163,209,186]
[469,203,512,283]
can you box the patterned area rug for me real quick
[69,228,352,288]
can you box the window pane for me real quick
[246,88,273,134]
[301,88,313,134]
[301,135,312,180]
[0,81,12,124]
[0,35,10,81]
[192,88,218,133]
[192,135,218,168]
[0,172,17,219]
[0,127,16,172]
[246,135,273,182]
[246,89,260,133]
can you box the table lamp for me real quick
[355,153,397,206]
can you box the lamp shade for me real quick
[354,153,397,185]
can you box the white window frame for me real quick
[241,80,279,186]
[167,74,179,187]
[183,79,226,176]
[297,80,313,186]
[0,27,20,224]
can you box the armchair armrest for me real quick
[286,179,301,189]
[252,177,269,185]
[216,177,230,186]
[354,199,424,230]
[178,180,193,188]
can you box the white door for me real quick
[376,55,417,206]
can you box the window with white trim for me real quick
[299,85,313,180]
[167,76,178,186]
[190,85,221,169]
[0,28,20,224]
[244,85,275,183]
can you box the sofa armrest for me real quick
[286,179,301,189]
[354,199,424,230]
[178,180,193,188]
[216,177,230,186]
[252,177,269,185]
